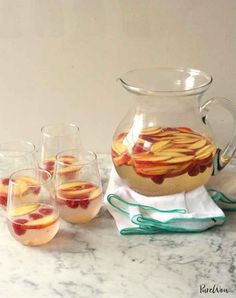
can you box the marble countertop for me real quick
[0,154,235,298]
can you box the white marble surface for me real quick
[0,154,235,298]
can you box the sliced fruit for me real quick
[57,181,96,199]
[134,154,171,163]
[112,140,128,155]
[14,176,40,196]
[136,165,177,175]
[12,219,28,236]
[113,154,131,166]
[59,165,80,178]
[141,126,161,135]
[164,155,194,164]
[57,181,92,191]
[150,141,171,152]
[12,182,29,197]
[15,176,39,185]
[177,127,194,133]
[188,139,206,150]
[58,155,78,164]
[154,151,186,157]
[173,138,200,144]
[195,144,216,160]
[24,214,58,229]
[11,204,39,217]
[158,148,194,154]
[90,188,102,200]
[155,131,180,137]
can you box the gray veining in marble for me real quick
[0,154,235,298]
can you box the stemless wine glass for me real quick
[0,140,36,210]
[54,149,103,224]
[7,169,59,246]
[39,123,83,177]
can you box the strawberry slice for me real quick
[29,213,43,220]
[12,219,28,236]
[39,207,53,215]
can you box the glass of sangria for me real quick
[39,123,82,177]
[0,140,36,211]
[54,150,102,224]
[7,169,59,246]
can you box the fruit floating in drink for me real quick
[0,176,41,210]
[56,181,102,223]
[7,204,59,246]
[112,126,217,196]
[41,155,79,179]
[0,178,10,209]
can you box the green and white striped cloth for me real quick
[105,169,225,235]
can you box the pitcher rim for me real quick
[119,67,213,96]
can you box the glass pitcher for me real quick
[112,67,236,196]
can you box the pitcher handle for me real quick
[200,97,236,175]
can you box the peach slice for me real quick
[11,181,29,197]
[59,165,80,178]
[15,176,39,185]
[57,181,96,199]
[166,162,192,177]
[155,151,186,157]
[156,131,180,137]
[24,214,58,229]
[57,181,89,191]
[11,204,39,217]
[174,132,201,138]
[58,155,78,164]
[195,144,216,159]
[113,154,131,166]
[112,140,128,155]
[188,139,207,150]
[158,148,194,154]
[133,153,171,162]
[173,138,200,144]
[141,126,162,135]
[150,141,171,152]
[90,188,102,200]
[164,155,194,164]
[137,165,177,175]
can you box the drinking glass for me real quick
[0,140,36,210]
[7,168,59,246]
[39,123,82,177]
[54,150,102,224]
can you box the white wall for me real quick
[0,0,235,153]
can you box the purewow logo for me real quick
[200,284,230,294]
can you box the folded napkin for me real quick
[207,163,236,211]
[104,168,225,235]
